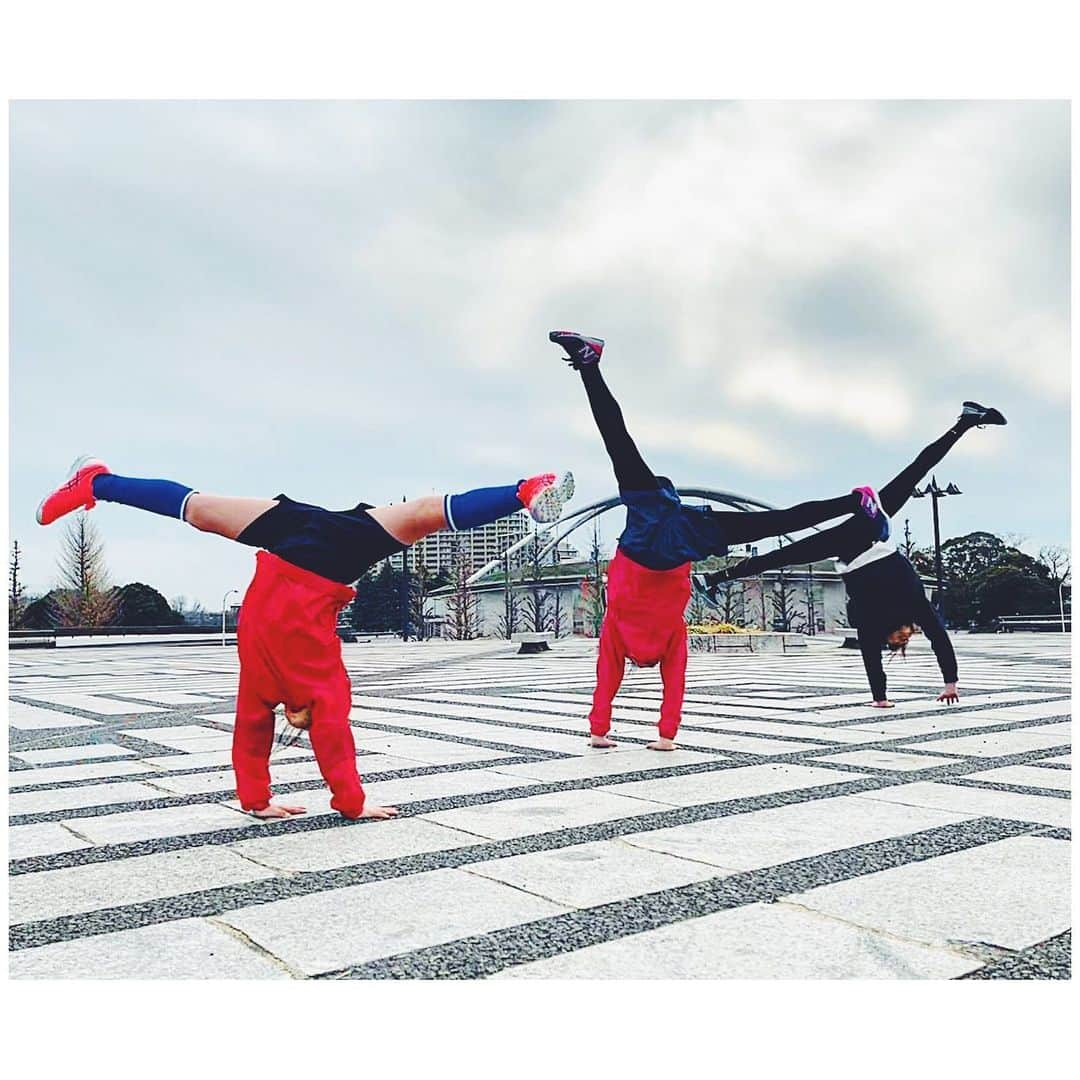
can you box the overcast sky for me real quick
[10,100,1070,607]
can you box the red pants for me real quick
[232,550,366,818]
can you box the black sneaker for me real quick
[960,401,1007,428]
[549,330,604,369]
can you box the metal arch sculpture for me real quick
[466,486,791,586]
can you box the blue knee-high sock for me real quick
[444,482,525,531]
[93,474,197,521]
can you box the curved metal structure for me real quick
[466,485,791,586]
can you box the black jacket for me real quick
[845,552,958,702]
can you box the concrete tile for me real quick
[493,902,980,979]
[843,713,1034,738]
[790,836,1071,952]
[600,763,870,809]
[9,822,94,859]
[853,783,1071,829]
[356,712,587,754]
[8,701,99,730]
[9,781,175,816]
[125,725,233,750]
[623,793,975,871]
[491,747,721,783]
[67,802,257,844]
[218,866,567,975]
[903,729,1070,760]
[8,918,290,979]
[468,839,719,908]
[815,750,964,771]
[967,765,1072,792]
[694,719,890,744]
[27,693,166,715]
[362,767,536,806]
[423,788,670,841]
[143,751,236,770]
[132,691,227,706]
[9,847,278,923]
[8,761,150,787]
[670,730,823,755]
[348,734,517,765]
[15,744,135,765]
[228,817,481,874]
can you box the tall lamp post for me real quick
[400,495,411,642]
[221,588,239,647]
[911,475,961,622]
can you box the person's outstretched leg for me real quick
[367,472,575,547]
[714,492,865,547]
[37,458,573,543]
[36,455,277,537]
[550,331,658,491]
[877,401,1007,516]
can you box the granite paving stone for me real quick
[492,902,982,979]
[788,836,1071,952]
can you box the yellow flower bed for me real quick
[687,622,750,635]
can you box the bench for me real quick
[997,615,1070,633]
[512,632,554,654]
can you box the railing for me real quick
[9,624,235,649]
[996,615,1071,632]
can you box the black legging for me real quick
[727,423,969,576]
[580,366,862,545]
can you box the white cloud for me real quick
[10,101,1069,604]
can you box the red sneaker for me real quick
[518,471,575,523]
[36,456,111,525]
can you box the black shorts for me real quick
[236,494,407,585]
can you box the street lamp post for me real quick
[399,496,411,642]
[222,588,239,646]
[1059,579,1070,633]
[912,476,961,623]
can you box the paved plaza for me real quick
[7,632,1071,979]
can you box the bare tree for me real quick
[444,540,482,640]
[583,522,606,636]
[171,595,210,626]
[901,519,915,560]
[716,575,744,626]
[1039,545,1071,590]
[1001,532,1029,553]
[685,590,708,627]
[769,569,802,632]
[53,514,118,628]
[549,588,567,638]
[522,527,551,633]
[495,550,521,639]
[9,540,26,629]
[409,562,440,641]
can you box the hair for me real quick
[884,621,920,659]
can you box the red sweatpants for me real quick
[232,550,366,818]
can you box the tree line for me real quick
[10,517,193,630]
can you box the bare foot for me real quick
[871,700,895,709]
[647,738,676,751]
[589,735,617,748]
[251,802,307,819]
[360,804,399,820]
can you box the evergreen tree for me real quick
[9,540,26,629]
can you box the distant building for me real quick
[426,558,892,638]
[386,511,575,575]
